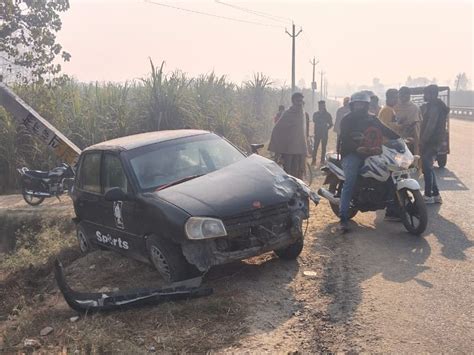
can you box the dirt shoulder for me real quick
[0,187,363,353]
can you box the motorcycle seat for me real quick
[24,170,50,179]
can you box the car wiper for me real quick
[155,174,204,191]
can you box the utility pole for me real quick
[319,70,325,100]
[324,77,328,99]
[286,23,302,93]
[309,57,319,115]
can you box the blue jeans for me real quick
[421,153,439,197]
[340,153,363,221]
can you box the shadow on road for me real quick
[314,214,432,323]
[314,197,473,324]
[426,204,473,261]
[430,167,469,191]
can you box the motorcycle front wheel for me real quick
[22,187,45,206]
[398,188,427,235]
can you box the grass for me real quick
[0,211,75,273]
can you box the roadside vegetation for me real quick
[0,62,296,192]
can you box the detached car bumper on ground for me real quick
[71,130,319,282]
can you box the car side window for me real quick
[80,153,102,193]
[103,154,128,193]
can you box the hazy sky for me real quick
[57,0,473,94]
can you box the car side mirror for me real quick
[104,187,131,201]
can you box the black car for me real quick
[71,130,319,282]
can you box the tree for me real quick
[454,72,469,91]
[0,0,71,82]
[405,76,436,87]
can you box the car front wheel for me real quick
[146,236,202,283]
[275,237,304,259]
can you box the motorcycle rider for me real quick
[338,92,400,232]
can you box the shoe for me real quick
[433,195,443,204]
[423,195,435,204]
[339,220,350,233]
[384,214,402,222]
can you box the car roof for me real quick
[84,129,210,152]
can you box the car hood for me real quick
[154,154,317,218]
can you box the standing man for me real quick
[268,92,308,179]
[394,86,422,155]
[369,95,381,116]
[378,89,402,135]
[419,85,448,204]
[311,100,333,166]
[334,97,350,142]
[338,92,399,232]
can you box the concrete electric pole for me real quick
[286,23,302,93]
[319,70,325,100]
[310,57,319,115]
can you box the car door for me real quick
[74,151,104,239]
[98,152,144,257]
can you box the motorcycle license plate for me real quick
[392,168,417,179]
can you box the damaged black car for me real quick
[71,130,319,282]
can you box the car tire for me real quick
[275,237,304,260]
[146,236,202,283]
[76,223,95,254]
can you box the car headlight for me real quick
[185,217,227,240]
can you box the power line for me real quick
[144,0,283,28]
[214,0,291,25]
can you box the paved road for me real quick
[318,118,473,352]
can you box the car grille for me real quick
[222,202,290,238]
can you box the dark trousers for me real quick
[421,152,439,197]
[312,132,328,163]
[282,154,305,179]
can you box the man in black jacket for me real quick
[420,85,448,204]
[312,100,333,166]
[338,92,399,232]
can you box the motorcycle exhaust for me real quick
[24,190,52,198]
[317,188,340,205]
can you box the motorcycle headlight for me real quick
[185,217,227,240]
[395,153,413,169]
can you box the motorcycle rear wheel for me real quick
[399,188,427,235]
[22,188,45,206]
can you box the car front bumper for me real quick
[181,206,305,271]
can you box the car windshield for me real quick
[127,134,245,191]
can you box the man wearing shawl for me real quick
[268,92,308,179]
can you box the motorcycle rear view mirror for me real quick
[104,187,132,201]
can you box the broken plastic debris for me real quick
[54,259,213,313]
[40,326,53,336]
[23,338,41,349]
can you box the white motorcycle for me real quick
[318,138,427,235]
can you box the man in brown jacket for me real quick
[268,92,308,178]
[394,86,422,155]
